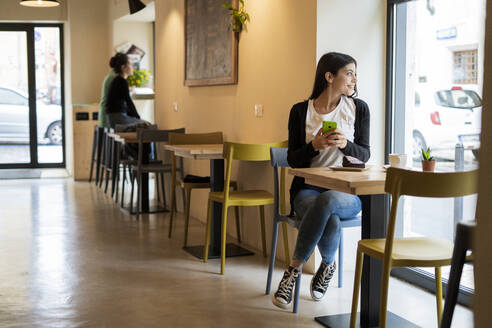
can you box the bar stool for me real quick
[89,125,104,184]
[98,128,114,194]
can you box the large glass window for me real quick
[388,0,485,303]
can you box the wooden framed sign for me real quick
[184,0,238,86]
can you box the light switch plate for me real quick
[254,104,263,118]
[173,102,178,112]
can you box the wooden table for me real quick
[109,132,168,214]
[289,167,418,328]
[163,144,254,260]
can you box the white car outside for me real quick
[412,86,481,160]
[0,87,62,145]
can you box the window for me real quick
[387,0,486,306]
[453,50,478,84]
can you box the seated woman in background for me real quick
[272,52,370,309]
[106,52,148,128]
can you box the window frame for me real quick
[386,0,473,307]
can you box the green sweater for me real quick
[98,71,117,128]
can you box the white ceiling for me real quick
[116,1,155,22]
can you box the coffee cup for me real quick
[388,153,407,168]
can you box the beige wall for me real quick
[0,0,67,21]
[155,0,317,258]
[113,21,154,77]
[474,0,492,326]
[68,0,111,104]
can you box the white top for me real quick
[305,96,356,167]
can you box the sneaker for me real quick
[272,266,300,309]
[310,261,336,301]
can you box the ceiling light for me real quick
[20,0,60,7]
[128,0,146,15]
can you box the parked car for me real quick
[412,86,481,160]
[0,87,62,145]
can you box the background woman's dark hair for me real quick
[309,52,357,99]
[109,53,128,74]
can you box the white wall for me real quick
[113,21,154,76]
[317,0,387,165]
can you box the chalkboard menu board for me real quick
[185,0,238,86]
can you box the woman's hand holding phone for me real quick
[325,129,347,149]
[312,128,347,150]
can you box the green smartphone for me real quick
[322,121,337,134]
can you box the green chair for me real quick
[349,167,478,328]
[204,140,288,275]
[167,132,240,247]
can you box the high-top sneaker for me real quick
[272,266,300,309]
[310,261,336,301]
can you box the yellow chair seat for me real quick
[358,237,454,267]
[209,190,273,206]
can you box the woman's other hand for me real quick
[325,129,347,149]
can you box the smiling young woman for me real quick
[272,52,371,309]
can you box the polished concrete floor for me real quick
[0,179,473,327]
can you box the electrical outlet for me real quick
[254,104,263,118]
[173,102,178,112]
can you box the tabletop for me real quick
[107,132,139,143]
[163,144,223,160]
[288,167,387,195]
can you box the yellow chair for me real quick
[167,132,240,247]
[349,167,478,328]
[204,140,288,275]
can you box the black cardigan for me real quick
[287,98,371,211]
[106,76,140,119]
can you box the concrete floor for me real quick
[0,179,473,327]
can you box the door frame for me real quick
[0,23,65,169]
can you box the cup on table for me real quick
[388,153,407,168]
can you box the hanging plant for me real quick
[222,0,250,33]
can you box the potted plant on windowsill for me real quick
[421,147,436,172]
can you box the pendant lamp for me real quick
[129,0,146,14]
[20,0,60,7]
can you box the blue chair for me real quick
[265,147,361,313]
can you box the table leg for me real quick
[182,158,254,259]
[315,194,419,328]
[141,143,150,213]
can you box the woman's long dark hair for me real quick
[109,53,129,74]
[309,52,357,99]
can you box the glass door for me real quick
[0,24,65,168]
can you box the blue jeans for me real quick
[293,187,361,264]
